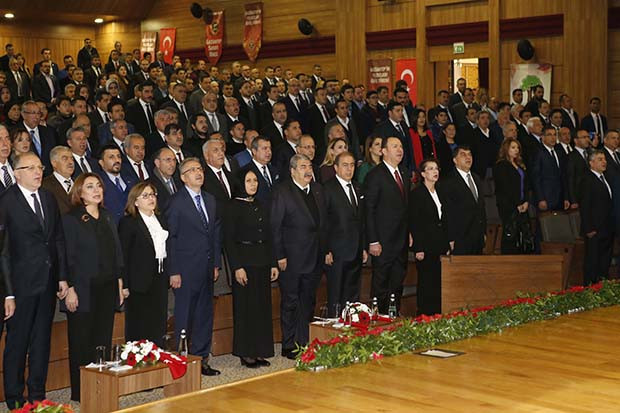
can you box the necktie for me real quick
[176,151,183,163]
[114,176,123,192]
[395,123,404,137]
[14,71,22,96]
[135,163,145,180]
[583,150,589,163]
[262,165,272,187]
[167,179,176,194]
[209,112,219,131]
[467,173,478,201]
[194,194,209,228]
[80,157,89,173]
[64,179,72,193]
[247,99,253,109]
[615,152,620,166]
[217,170,230,198]
[31,193,44,227]
[550,149,559,168]
[394,170,404,198]
[145,104,154,133]
[294,97,300,111]
[30,130,42,156]
[180,104,187,119]
[598,115,604,136]
[347,183,357,212]
[321,106,329,123]
[594,114,600,135]
[2,166,12,187]
[45,75,55,96]
[600,175,611,198]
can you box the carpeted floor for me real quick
[0,344,296,413]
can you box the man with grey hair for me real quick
[122,133,150,181]
[271,153,327,358]
[502,121,517,140]
[41,146,74,214]
[521,116,544,169]
[108,119,130,156]
[0,125,14,195]
[67,125,98,178]
[19,100,56,175]
[146,109,172,158]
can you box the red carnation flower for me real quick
[300,350,316,363]
[358,311,371,326]
[127,352,137,366]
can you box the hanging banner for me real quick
[509,63,553,105]
[205,11,225,65]
[243,2,263,62]
[367,58,392,96]
[140,31,157,62]
[159,28,176,65]
[395,58,417,105]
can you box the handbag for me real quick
[502,211,536,254]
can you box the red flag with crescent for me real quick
[205,11,224,65]
[395,59,417,105]
[243,3,263,62]
[159,28,176,65]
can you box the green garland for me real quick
[295,281,620,371]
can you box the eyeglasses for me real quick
[22,111,41,116]
[15,165,45,172]
[139,192,158,199]
[181,166,203,175]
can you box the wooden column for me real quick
[416,0,433,106]
[563,0,608,116]
[488,0,500,98]
[335,0,366,85]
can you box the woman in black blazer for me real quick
[493,138,530,254]
[224,168,279,368]
[409,158,452,316]
[62,173,126,401]
[119,181,169,346]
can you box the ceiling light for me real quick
[94,18,104,24]
[4,13,15,19]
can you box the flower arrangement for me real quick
[11,400,74,413]
[341,302,372,327]
[121,340,161,367]
[296,281,620,371]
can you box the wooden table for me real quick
[80,355,201,413]
[310,318,400,342]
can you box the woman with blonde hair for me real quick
[319,138,348,183]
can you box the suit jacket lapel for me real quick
[290,180,315,225]
[137,214,155,248]
[181,188,208,233]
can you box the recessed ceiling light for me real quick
[4,13,15,19]
[94,18,104,24]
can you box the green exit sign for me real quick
[453,42,465,54]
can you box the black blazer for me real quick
[323,177,365,262]
[531,146,567,208]
[306,104,331,163]
[273,141,296,177]
[579,171,613,236]
[202,164,239,206]
[282,95,307,126]
[126,100,157,138]
[118,213,168,294]
[148,170,181,213]
[409,184,451,256]
[238,97,259,131]
[19,122,57,174]
[566,149,590,204]
[493,160,529,223]
[260,121,285,150]
[271,179,327,274]
[373,120,413,171]
[439,169,486,254]
[61,207,123,313]
[364,162,410,260]
[32,73,60,103]
[71,155,99,180]
[560,108,579,130]
[0,186,67,297]
[581,113,607,136]
[240,161,279,206]
[5,69,31,99]
[603,148,620,182]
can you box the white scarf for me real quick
[139,211,168,272]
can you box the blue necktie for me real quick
[114,177,123,192]
[194,194,209,228]
[30,130,41,156]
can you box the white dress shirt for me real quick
[208,164,231,197]
[335,174,357,206]
[128,156,150,179]
[53,172,73,193]
[17,184,44,217]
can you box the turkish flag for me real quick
[159,28,176,65]
[395,59,417,105]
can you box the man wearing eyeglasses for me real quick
[19,100,56,176]
[166,157,221,377]
[0,152,68,410]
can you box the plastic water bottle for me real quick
[344,301,352,325]
[388,294,397,319]
[371,297,379,319]
[178,329,189,356]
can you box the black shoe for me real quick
[201,363,221,376]
[281,349,297,360]
[240,357,260,368]
[256,358,271,367]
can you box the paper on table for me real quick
[109,365,133,372]
[85,363,106,369]
[419,349,461,358]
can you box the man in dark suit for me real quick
[428,90,455,124]
[33,48,60,77]
[89,90,111,143]
[531,126,570,212]
[580,150,614,285]
[373,101,414,172]
[271,154,327,358]
[324,99,362,161]
[602,129,620,182]
[77,38,98,70]
[259,84,280,127]
[324,152,366,317]
[132,58,150,88]
[471,111,501,179]
[201,139,237,206]
[306,87,333,165]
[260,101,287,150]
[273,119,302,177]
[222,97,247,133]
[83,55,103,92]
[524,85,545,117]
[282,78,307,127]
[149,147,180,212]
[449,77,467,108]
[310,64,324,90]
[566,129,592,208]
[241,136,279,206]
[199,92,228,140]
[232,129,258,170]
[121,134,151,183]
[104,50,124,75]
[67,126,99,179]
[559,94,579,131]
[32,61,60,104]
[97,144,136,223]
[161,83,190,133]
[365,137,411,314]
[0,152,66,410]
[237,80,259,131]
[581,97,607,138]
[126,81,158,138]
[6,57,31,100]
[520,116,544,171]
[20,101,56,174]
[0,43,15,72]
[440,146,486,254]
[166,157,221,376]
[41,146,74,215]
[0,125,15,195]
[452,88,476,127]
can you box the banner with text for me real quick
[158,28,176,64]
[395,58,417,105]
[243,2,263,62]
[205,11,225,65]
[140,31,157,62]
[367,59,392,97]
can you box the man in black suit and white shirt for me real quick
[428,89,455,124]
[323,99,362,161]
[0,152,67,410]
[602,129,620,182]
[559,94,579,131]
[66,127,99,179]
[271,154,327,358]
[365,137,411,314]
[20,101,56,175]
[273,119,302,177]
[449,77,467,108]
[310,64,324,90]
[373,101,414,173]
[282,78,307,127]
[306,87,333,165]
[6,57,30,100]
[201,139,237,206]
[32,61,60,104]
[161,83,190,132]
[323,152,366,317]
[566,129,592,208]
[240,136,279,206]
[126,81,158,138]
[0,125,15,195]
[260,101,287,150]
[581,97,607,138]
[149,147,180,212]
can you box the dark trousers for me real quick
[125,274,168,347]
[416,255,442,316]
[370,251,407,314]
[66,279,116,401]
[3,279,56,410]
[278,270,321,350]
[583,231,613,285]
[326,252,362,318]
[173,273,214,359]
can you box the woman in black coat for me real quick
[224,168,279,368]
[119,181,169,346]
[409,158,453,316]
[493,138,530,254]
[62,173,126,401]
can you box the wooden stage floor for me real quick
[119,306,620,412]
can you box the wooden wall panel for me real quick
[217,54,336,80]
[427,0,488,26]
[366,0,416,32]
[335,0,366,85]
[95,21,142,56]
[499,0,565,19]
[609,30,620,129]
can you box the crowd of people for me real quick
[0,38,615,409]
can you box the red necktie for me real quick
[394,170,404,198]
[135,163,145,180]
